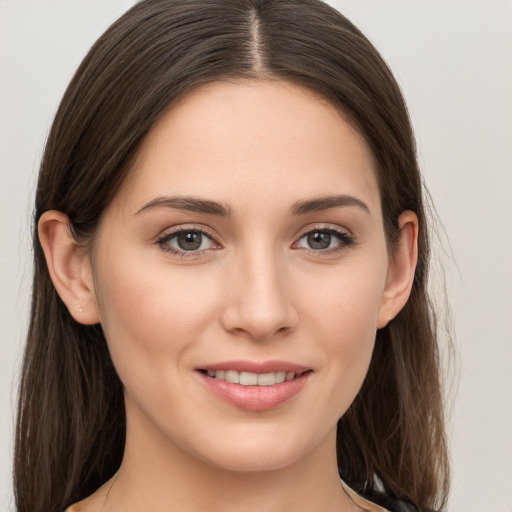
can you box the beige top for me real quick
[341,481,390,512]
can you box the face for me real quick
[90,80,393,472]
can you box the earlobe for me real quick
[38,210,101,325]
[377,211,419,329]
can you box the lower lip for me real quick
[197,371,312,411]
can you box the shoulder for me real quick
[64,497,102,512]
[341,480,417,512]
[63,477,114,512]
[362,492,418,512]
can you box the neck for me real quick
[105,402,355,512]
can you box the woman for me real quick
[14,1,449,511]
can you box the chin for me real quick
[201,447,304,473]
[187,426,324,474]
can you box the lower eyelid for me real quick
[294,228,355,251]
[157,227,220,253]
[156,225,354,256]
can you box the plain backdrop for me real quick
[1,1,511,511]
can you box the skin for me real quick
[39,80,418,512]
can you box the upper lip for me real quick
[197,360,311,374]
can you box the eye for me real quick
[157,228,217,255]
[294,227,354,252]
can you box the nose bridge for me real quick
[221,241,297,340]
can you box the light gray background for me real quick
[1,1,511,511]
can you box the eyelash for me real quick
[157,226,220,258]
[293,225,356,256]
[156,225,355,258]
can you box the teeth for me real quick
[257,373,276,386]
[207,369,299,386]
[225,370,240,384]
[240,371,258,385]
[275,371,286,384]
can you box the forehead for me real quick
[113,79,380,215]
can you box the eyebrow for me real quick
[290,195,370,216]
[135,196,232,217]
[135,194,369,218]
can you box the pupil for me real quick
[177,231,202,251]
[308,231,331,250]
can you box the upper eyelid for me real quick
[156,226,222,257]
[157,224,219,241]
[156,223,353,247]
[294,223,353,239]
[156,227,221,258]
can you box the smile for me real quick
[196,361,313,411]
[201,369,301,386]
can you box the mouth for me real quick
[198,369,310,386]
[196,361,313,411]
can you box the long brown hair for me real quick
[14,1,450,511]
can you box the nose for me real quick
[220,248,298,341]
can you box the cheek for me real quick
[301,255,387,342]
[297,258,387,411]
[92,249,220,382]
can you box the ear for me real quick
[377,211,419,329]
[38,210,101,325]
